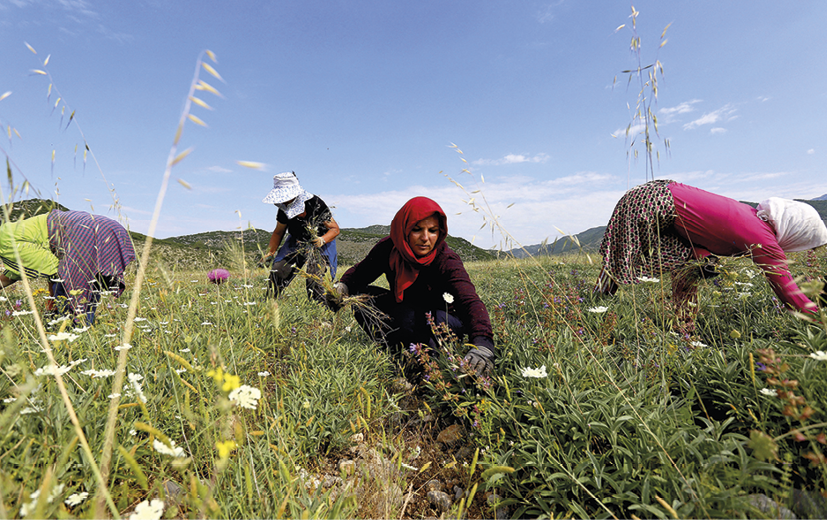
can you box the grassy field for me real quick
[1,244,826,519]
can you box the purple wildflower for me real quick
[208,268,230,284]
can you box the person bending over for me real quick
[261,171,339,302]
[594,180,827,327]
[0,209,135,324]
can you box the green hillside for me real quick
[163,225,494,266]
[1,199,69,221]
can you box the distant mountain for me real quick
[814,194,827,201]
[166,225,494,265]
[492,226,606,259]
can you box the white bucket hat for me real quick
[263,172,303,204]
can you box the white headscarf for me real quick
[756,197,827,252]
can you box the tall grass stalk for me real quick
[97,48,223,505]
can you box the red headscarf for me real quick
[389,197,448,302]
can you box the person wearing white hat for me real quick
[594,180,827,330]
[261,171,339,302]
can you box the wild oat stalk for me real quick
[99,49,225,493]
[613,4,671,182]
[25,43,126,219]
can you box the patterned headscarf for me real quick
[757,198,827,252]
[388,197,447,302]
[276,190,313,219]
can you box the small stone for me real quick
[424,479,442,492]
[427,490,453,512]
[488,493,510,519]
[454,485,464,501]
[379,483,404,510]
[392,377,414,393]
[350,432,364,444]
[747,494,796,519]
[455,444,474,460]
[436,424,463,445]
[163,480,184,504]
[338,459,355,476]
[321,474,342,488]
[791,488,827,519]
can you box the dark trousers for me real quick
[52,274,119,325]
[353,286,465,355]
[269,251,327,303]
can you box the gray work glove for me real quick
[463,345,494,376]
[324,282,348,312]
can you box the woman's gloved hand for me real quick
[463,345,494,376]
[324,282,348,312]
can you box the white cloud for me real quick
[536,1,564,23]
[710,127,727,134]
[207,166,233,173]
[684,104,737,130]
[807,149,815,155]
[472,153,550,166]
[658,99,702,119]
[612,123,646,139]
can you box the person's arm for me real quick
[263,222,288,262]
[338,238,391,295]
[313,219,340,248]
[439,252,496,375]
[752,246,818,314]
[439,248,495,353]
[0,273,17,288]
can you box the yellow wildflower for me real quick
[215,440,237,459]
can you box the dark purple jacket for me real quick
[340,237,495,352]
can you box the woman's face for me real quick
[408,215,440,257]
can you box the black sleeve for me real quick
[339,237,392,293]
[276,208,288,225]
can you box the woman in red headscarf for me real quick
[334,197,495,375]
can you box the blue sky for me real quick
[1,1,825,250]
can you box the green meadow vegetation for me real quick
[3,9,827,518]
[2,248,827,518]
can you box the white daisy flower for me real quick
[228,385,262,410]
[152,439,185,458]
[520,365,548,378]
[128,499,165,520]
[809,351,827,361]
[65,491,89,507]
[48,332,80,343]
[637,276,660,283]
